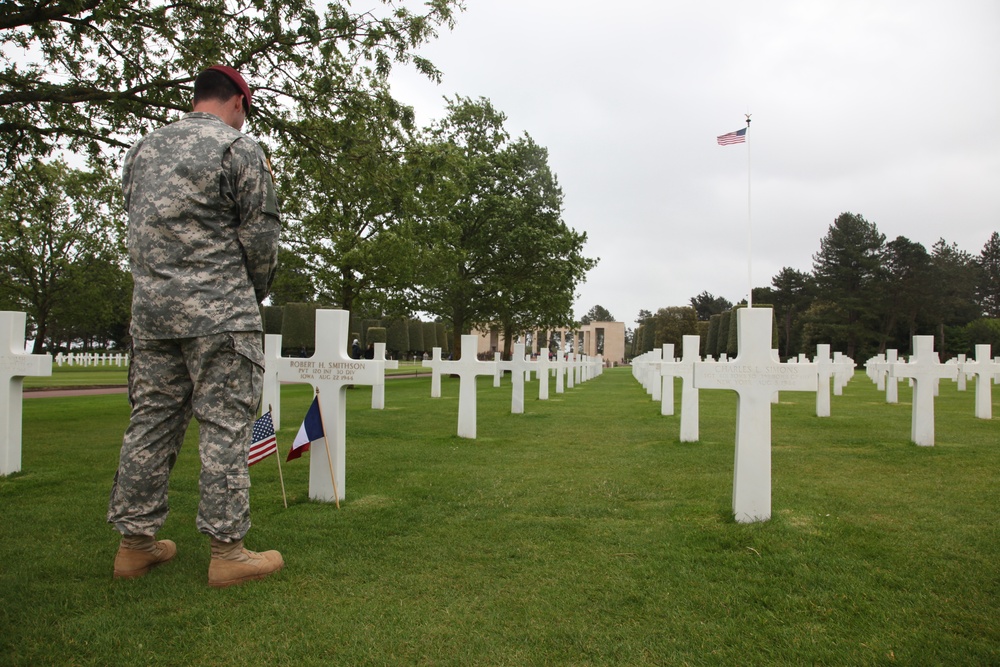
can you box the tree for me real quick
[689,292,732,321]
[0,0,461,168]
[705,314,721,358]
[267,247,315,306]
[877,237,932,354]
[277,92,419,314]
[641,321,656,353]
[0,159,123,353]
[651,306,699,348]
[408,97,508,357]
[927,239,980,355]
[412,98,595,358]
[811,212,886,359]
[715,311,732,358]
[763,268,814,358]
[408,318,425,356]
[964,318,1000,349]
[46,255,132,351]
[975,231,1000,318]
[422,321,438,353]
[385,317,410,359]
[487,135,595,358]
[580,305,615,324]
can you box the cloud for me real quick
[391,0,1000,322]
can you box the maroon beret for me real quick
[205,65,252,111]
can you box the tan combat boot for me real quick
[113,535,177,579]
[208,537,284,588]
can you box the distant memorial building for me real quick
[472,321,626,367]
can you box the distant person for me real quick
[108,65,283,588]
[352,338,361,359]
[364,343,375,360]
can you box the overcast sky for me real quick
[389,0,1000,326]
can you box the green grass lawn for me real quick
[2,368,998,666]
[22,364,129,388]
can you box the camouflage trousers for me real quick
[107,332,264,542]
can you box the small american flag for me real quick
[717,128,747,146]
[249,411,278,466]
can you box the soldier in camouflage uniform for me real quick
[108,65,284,587]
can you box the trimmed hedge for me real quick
[281,302,319,356]
[262,305,284,335]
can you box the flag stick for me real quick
[270,404,288,509]
[314,388,341,509]
[746,113,753,308]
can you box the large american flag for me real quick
[249,411,278,466]
[717,127,747,146]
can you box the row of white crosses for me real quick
[3,307,403,501]
[633,309,867,523]
[424,336,603,437]
[53,352,129,367]
[658,336,702,441]
[864,338,1000,445]
[789,344,855,417]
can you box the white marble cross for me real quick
[814,344,835,418]
[888,335,958,446]
[502,342,534,414]
[566,352,577,389]
[833,352,853,396]
[422,347,446,398]
[657,344,678,416]
[646,348,663,401]
[370,342,399,410]
[678,335,701,443]
[884,349,900,404]
[493,351,503,388]
[534,352,551,400]
[263,333,283,428]
[869,353,887,391]
[1,312,53,475]
[693,308,817,523]
[965,344,997,420]
[954,354,968,391]
[274,309,387,502]
[438,335,498,438]
[554,353,566,394]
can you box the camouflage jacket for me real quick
[123,112,281,339]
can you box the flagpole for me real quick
[314,388,341,509]
[270,404,288,509]
[746,113,753,308]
